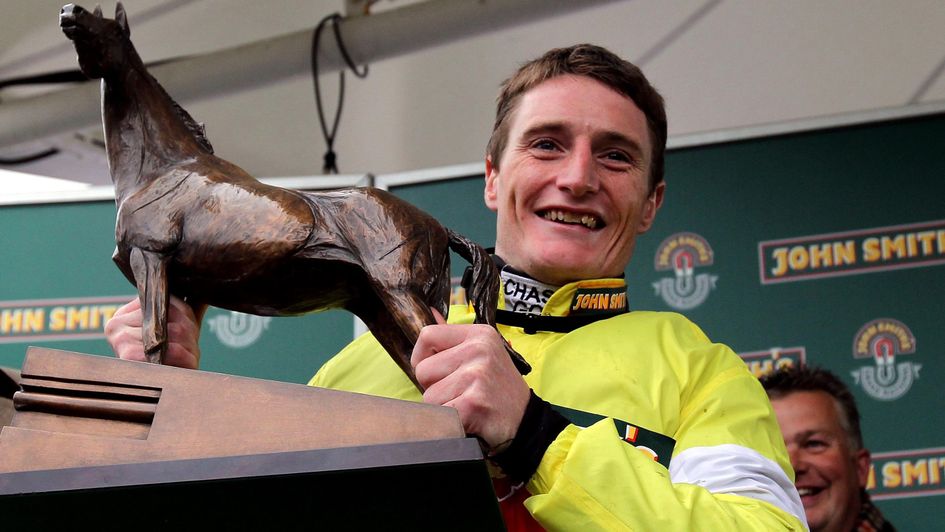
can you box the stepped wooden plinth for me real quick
[0,347,502,530]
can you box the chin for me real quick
[529,259,611,285]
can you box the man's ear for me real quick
[484,155,499,213]
[637,181,665,233]
[855,448,871,489]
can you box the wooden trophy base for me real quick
[0,347,503,530]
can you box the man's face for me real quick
[771,391,870,532]
[485,75,664,286]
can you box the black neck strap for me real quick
[495,307,627,334]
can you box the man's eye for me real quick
[603,150,631,163]
[804,440,828,450]
[532,139,558,151]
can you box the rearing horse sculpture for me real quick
[60,3,528,390]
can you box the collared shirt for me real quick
[856,492,896,532]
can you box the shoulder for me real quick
[577,310,719,355]
[615,310,708,335]
[309,332,420,401]
[570,310,750,389]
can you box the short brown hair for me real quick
[760,365,864,451]
[486,44,667,192]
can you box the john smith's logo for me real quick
[207,311,272,349]
[652,232,718,310]
[851,318,920,401]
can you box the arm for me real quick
[411,316,806,531]
[104,295,205,369]
[523,367,806,530]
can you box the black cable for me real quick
[0,147,60,165]
[311,13,368,174]
[0,70,82,164]
[0,56,185,92]
[0,69,88,91]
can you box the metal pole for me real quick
[0,0,621,149]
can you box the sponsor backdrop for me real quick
[2,112,943,528]
[388,111,945,530]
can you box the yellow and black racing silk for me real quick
[311,278,807,531]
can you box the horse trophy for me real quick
[59,3,528,390]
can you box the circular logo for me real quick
[207,311,272,349]
[652,232,718,310]
[851,318,920,401]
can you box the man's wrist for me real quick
[489,389,569,483]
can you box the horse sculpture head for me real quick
[60,3,135,80]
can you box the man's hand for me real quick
[104,295,205,369]
[411,311,530,451]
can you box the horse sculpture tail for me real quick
[446,228,531,375]
[446,228,497,325]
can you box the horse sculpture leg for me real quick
[356,297,430,391]
[129,248,169,364]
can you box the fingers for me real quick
[163,338,200,369]
[411,323,498,384]
[162,295,202,368]
[104,296,202,369]
[111,297,143,325]
[410,320,530,448]
[105,298,145,361]
[168,295,204,326]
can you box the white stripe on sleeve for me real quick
[669,444,807,528]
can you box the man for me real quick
[107,44,806,530]
[761,366,896,532]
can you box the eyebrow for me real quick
[520,121,568,141]
[793,429,835,441]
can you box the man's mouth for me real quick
[540,209,602,230]
[796,486,824,499]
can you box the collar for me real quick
[855,491,895,532]
[499,268,559,316]
[462,257,630,333]
[496,278,629,334]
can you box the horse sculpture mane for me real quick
[60,3,528,389]
[169,98,213,153]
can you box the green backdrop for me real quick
[2,110,942,529]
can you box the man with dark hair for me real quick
[761,365,896,532]
[108,44,805,530]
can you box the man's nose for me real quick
[556,143,598,196]
[788,447,808,475]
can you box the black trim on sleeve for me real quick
[490,390,570,483]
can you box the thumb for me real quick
[431,308,447,325]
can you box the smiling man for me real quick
[762,366,896,532]
[484,73,661,286]
[108,44,806,530]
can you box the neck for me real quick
[101,63,203,202]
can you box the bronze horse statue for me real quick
[60,3,528,389]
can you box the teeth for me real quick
[797,488,814,496]
[543,210,599,229]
